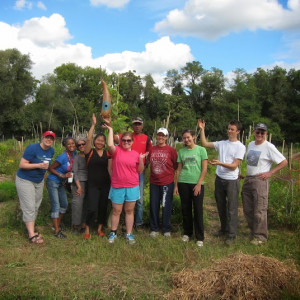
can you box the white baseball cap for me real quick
[157,128,168,136]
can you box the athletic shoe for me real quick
[149,231,159,238]
[108,232,117,244]
[196,240,204,247]
[182,235,189,242]
[54,230,67,239]
[164,232,171,238]
[126,233,136,245]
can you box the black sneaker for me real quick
[54,230,67,239]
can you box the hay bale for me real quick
[166,253,300,299]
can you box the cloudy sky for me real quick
[1,0,300,86]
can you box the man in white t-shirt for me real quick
[242,123,287,245]
[198,119,246,245]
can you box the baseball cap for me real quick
[157,128,168,136]
[43,130,56,139]
[254,123,267,131]
[132,117,143,124]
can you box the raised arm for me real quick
[103,124,116,154]
[198,119,215,148]
[85,113,97,155]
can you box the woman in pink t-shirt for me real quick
[104,124,147,244]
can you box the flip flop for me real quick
[29,234,44,244]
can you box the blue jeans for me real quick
[46,179,68,219]
[134,172,144,226]
[150,182,174,233]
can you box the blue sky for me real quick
[0,0,299,87]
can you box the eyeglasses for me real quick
[133,123,142,126]
[122,139,132,143]
[77,143,86,146]
[255,131,266,135]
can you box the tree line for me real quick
[1,48,299,144]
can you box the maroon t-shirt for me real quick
[149,145,178,185]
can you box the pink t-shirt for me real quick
[111,145,140,188]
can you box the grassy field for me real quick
[0,141,299,299]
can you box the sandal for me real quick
[83,233,91,240]
[29,234,44,244]
[97,230,105,237]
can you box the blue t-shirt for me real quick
[17,143,55,183]
[47,151,77,183]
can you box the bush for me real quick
[0,181,17,202]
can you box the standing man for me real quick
[198,119,246,244]
[242,123,287,245]
[115,117,152,229]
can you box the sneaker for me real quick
[182,235,189,242]
[126,233,136,245]
[149,231,159,238]
[250,238,264,246]
[54,230,67,239]
[164,232,171,238]
[108,232,117,244]
[196,240,204,247]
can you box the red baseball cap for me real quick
[43,131,56,139]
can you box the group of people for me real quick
[16,115,287,246]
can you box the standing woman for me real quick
[16,131,56,244]
[46,137,77,238]
[71,138,88,233]
[174,129,208,247]
[104,124,146,244]
[83,114,111,240]
[148,128,177,238]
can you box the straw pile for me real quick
[166,253,300,299]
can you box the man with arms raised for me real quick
[242,123,287,245]
[198,119,246,245]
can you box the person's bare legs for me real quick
[124,201,136,234]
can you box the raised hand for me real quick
[198,119,206,130]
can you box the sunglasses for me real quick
[255,131,266,135]
[122,139,132,143]
[77,143,86,146]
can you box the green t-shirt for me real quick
[177,145,208,184]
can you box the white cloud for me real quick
[90,0,130,8]
[0,15,193,87]
[14,0,33,10]
[37,1,47,10]
[155,0,300,40]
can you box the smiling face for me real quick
[121,133,133,150]
[227,124,240,141]
[65,138,76,153]
[182,131,195,148]
[254,129,267,145]
[94,135,106,150]
[41,135,54,149]
[156,133,167,146]
[76,139,86,153]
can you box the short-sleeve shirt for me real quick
[246,141,286,176]
[17,143,54,183]
[85,149,111,187]
[47,151,77,183]
[213,140,246,180]
[149,145,178,185]
[111,146,140,188]
[177,145,208,184]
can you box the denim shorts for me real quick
[109,185,140,204]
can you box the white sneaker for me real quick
[164,232,171,238]
[196,240,204,247]
[149,231,159,238]
[182,235,189,242]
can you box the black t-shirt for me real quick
[85,149,111,187]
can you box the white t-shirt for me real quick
[213,140,246,180]
[245,141,286,176]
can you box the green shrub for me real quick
[0,181,17,202]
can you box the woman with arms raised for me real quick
[103,123,147,244]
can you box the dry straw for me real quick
[166,253,300,300]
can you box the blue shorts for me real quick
[109,186,140,204]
